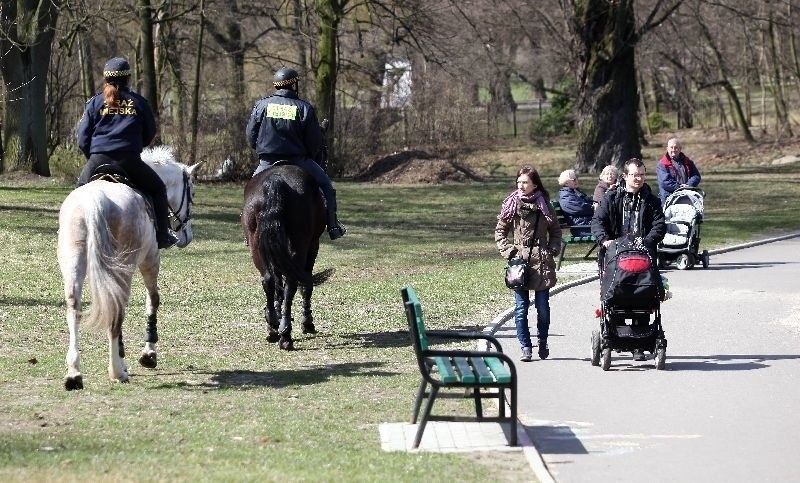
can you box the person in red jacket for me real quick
[656,137,701,205]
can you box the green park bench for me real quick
[550,199,598,270]
[400,285,517,449]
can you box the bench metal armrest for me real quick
[425,330,503,352]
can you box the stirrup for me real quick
[328,224,346,240]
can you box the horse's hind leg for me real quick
[300,284,316,334]
[63,274,85,390]
[60,241,86,390]
[278,282,297,350]
[262,273,280,343]
[108,312,130,383]
[138,258,160,369]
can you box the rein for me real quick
[168,171,193,233]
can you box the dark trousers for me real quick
[77,152,172,238]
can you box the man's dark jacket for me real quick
[591,183,666,252]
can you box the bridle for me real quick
[168,171,194,234]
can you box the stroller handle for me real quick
[674,186,704,197]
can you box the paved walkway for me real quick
[380,233,800,483]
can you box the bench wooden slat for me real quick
[434,356,458,383]
[483,357,512,383]
[466,357,491,383]
[453,357,477,383]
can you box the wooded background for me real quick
[1,0,797,179]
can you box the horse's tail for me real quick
[258,173,325,287]
[83,194,133,336]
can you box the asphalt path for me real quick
[495,235,800,482]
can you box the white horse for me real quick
[57,146,203,390]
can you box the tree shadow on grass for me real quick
[329,330,410,349]
[151,361,398,390]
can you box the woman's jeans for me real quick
[513,288,551,348]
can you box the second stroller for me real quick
[657,187,709,270]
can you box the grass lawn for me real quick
[1,135,799,482]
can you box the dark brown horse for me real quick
[242,164,334,350]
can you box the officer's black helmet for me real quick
[273,67,299,89]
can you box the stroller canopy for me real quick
[664,188,704,218]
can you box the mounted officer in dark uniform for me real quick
[246,67,346,240]
[76,57,178,249]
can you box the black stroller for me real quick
[657,187,709,270]
[591,238,668,371]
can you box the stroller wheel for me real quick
[591,330,601,366]
[601,347,612,371]
[655,346,667,370]
[701,250,710,269]
[676,253,691,270]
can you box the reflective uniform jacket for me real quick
[246,89,324,162]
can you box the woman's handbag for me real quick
[505,257,528,289]
[504,212,540,289]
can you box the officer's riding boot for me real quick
[327,210,346,240]
[325,189,346,240]
[153,194,178,249]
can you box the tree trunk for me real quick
[765,6,792,138]
[570,0,642,173]
[789,1,800,112]
[315,0,344,175]
[697,9,754,142]
[205,4,249,178]
[137,0,159,122]
[487,65,516,135]
[77,32,94,100]
[189,0,205,165]
[0,0,59,175]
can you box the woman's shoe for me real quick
[538,338,549,359]
[520,346,533,362]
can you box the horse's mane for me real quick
[141,145,178,166]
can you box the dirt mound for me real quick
[352,150,483,184]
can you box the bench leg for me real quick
[584,242,598,259]
[413,385,439,449]
[498,389,505,418]
[473,387,483,419]
[509,383,518,446]
[411,378,427,424]
[557,241,567,270]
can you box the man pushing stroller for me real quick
[591,158,667,361]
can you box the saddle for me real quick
[89,164,135,187]
[89,164,156,222]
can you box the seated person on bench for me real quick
[557,169,594,236]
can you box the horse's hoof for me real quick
[64,376,84,391]
[267,331,280,343]
[278,338,294,350]
[139,352,157,369]
[301,322,317,334]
